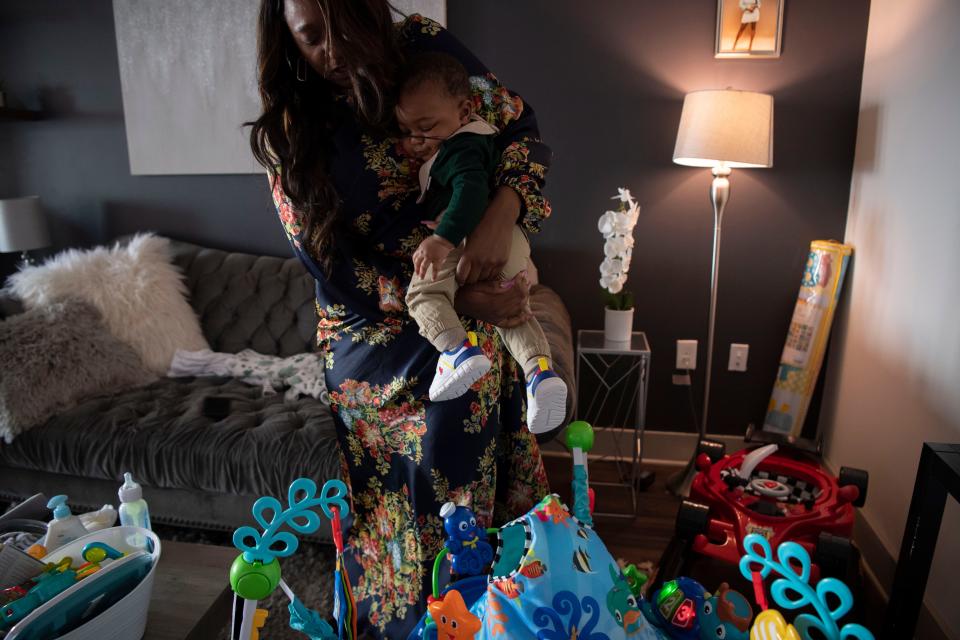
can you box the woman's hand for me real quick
[456,187,521,284]
[455,271,533,329]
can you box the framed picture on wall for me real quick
[715,0,785,58]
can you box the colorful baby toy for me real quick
[0,540,130,630]
[564,420,596,527]
[73,541,126,579]
[642,577,754,640]
[750,610,802,640]
[220,442,876,640]
[1,558,77,629]
[410,494,669,640]
[622,563,650,598]
[228,477,352,640]
[645,577,707,640]
[699,583,752,640]
[426,589,481,639]
[220,436,873,640]
[606,564,646,635]
[680,441,868,581]
[440,502,493,577]
[737,533,874,640]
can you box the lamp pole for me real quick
[668,164,730,496]
[703,163,730,435]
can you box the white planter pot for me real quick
[604,307,634,343]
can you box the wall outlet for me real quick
[729,343,749,371]
[676,339,697,370]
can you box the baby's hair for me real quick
[398,52,471,100]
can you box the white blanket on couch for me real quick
[168,349,329,403]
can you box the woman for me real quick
[734,0,760,51]
[249,1,552,636]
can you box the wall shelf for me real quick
[0,107,42,121]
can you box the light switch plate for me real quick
[676,339,698,370]
[729,343,749,372]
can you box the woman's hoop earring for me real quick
[286,52,307,82]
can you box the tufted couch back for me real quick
[167,240,318,357]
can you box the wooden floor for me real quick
[542,454,681,566]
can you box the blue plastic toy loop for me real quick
[234,478,350,564]
[738,533,874,640]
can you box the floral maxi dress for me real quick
[268,16,553,638]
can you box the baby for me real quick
[398,52,566,434]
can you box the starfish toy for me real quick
[535,496,571,526]
[428,589,481,640]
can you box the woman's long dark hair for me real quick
[249,0,402,272]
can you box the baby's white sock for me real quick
[524,355,551,379]
[435,328,468,353]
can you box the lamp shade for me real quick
[0,196,50,253]
[673,90,774,169]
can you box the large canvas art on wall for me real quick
[113,0,446,175]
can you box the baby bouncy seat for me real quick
[408,495,665,639]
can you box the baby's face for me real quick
[396,82,471,160]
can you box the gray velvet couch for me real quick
[0,239,575,540]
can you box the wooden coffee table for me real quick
[143,540,237,640]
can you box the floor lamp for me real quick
[667,90,774,496]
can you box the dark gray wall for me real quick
[0,0,285,259]
[449,0,870,436]
[0,0,870,435]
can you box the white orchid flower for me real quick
[598,186,641,295]
[597,211,617,236]
[605,237,627,257]
[599,257,618,276]
[613,212,635,234]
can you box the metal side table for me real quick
[883,442,960,639]
[576,330,652,518]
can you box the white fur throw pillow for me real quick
[5,233,209,374]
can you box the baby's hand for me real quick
[413,235,455,280]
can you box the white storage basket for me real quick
[5,526,161,640]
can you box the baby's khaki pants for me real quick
[406,225,551,368]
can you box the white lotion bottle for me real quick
[43,495,90,552]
